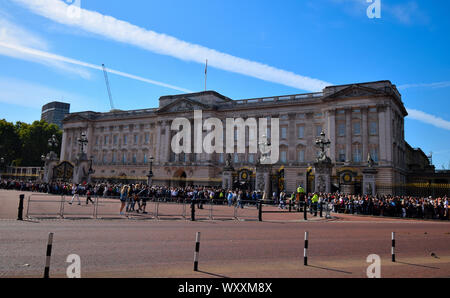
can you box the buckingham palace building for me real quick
[59,80,438,195]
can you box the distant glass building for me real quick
[41,101,70,129]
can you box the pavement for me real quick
[1,189,449,278]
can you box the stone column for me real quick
[385,106,393,164]
[345,108,352,163]
[222,170,233,190]
[288,113,296,161]
[362,107,369,162]
[86,123,94,159]
[43,152,60,183]
[362,167,378,196]
[326,109,336,162]
[156,121,162,163]
[314,162,333,193]
[164,121,171,163]
[377,105,387,164]
[255,164,271,196]
[60,129,68,161]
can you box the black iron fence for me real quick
[377,183,450,197]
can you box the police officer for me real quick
[297,185,306,211]
[311,192,319,216]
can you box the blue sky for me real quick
[0,0,449,168]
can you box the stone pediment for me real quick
[323,85,386,101]
[63,114,90,123]
[157,98,211,113]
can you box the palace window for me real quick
[339,149,346,162]
[370,122,378,135]
[298,126,305,139]
[353,122,361,135]
[370,147,379,162]
[298,150,305,163]
[315,125,322,136]
[338,123,345,137]
[281,127,287,139]
[280,151,287,163]
[353,145,362,163]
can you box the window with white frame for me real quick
[298,126,305,139]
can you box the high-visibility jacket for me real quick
[312,194,319,203]
[297,186,305,194]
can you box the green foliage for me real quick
[0,119,21,167]
[0,119,62,167]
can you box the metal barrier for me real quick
[25,194,65,219]
[193,201,213,220]
[234,200,259,221]
[210,202,237,220]
[24,194,260,221]
[94,196,157,219]
[155,199,187,220]
[60,195,96,219]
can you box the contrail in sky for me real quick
[0,41,193,93]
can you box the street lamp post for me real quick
[147,156,154,186]
[87,155,95,184]
[48,134,59,154]
[77,133,88,155]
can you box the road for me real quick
[1,190,449,278]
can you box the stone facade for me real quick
[60,80,412,194]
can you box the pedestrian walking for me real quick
[85,185,94,205]
[69,184,81,205]
[119,185,128,215]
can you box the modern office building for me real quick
[41,101,71,129]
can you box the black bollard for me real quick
[43,232,54,278]
[392,232,396,262]
[289,200,292,212]
[17,194,24,221]
[258,201,263,222]
[303,201,307,220]
[191,199,196,221]
[319,202,323,218]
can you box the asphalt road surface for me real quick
[1,190,449,278]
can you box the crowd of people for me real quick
[0,179,448,220]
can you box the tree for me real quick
[0,119,21,167]
[16,120,62,166]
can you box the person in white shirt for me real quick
[69,184,81,205]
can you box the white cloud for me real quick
[407,108,450,131]
[397,81,450,90]
[0,16,91,79]
[11,0,331,92]
[0,41,193,93]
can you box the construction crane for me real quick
[102,64,115,111]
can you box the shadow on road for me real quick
[396,261,440,270]
[308,264,352,275]
[197,270,229,278]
